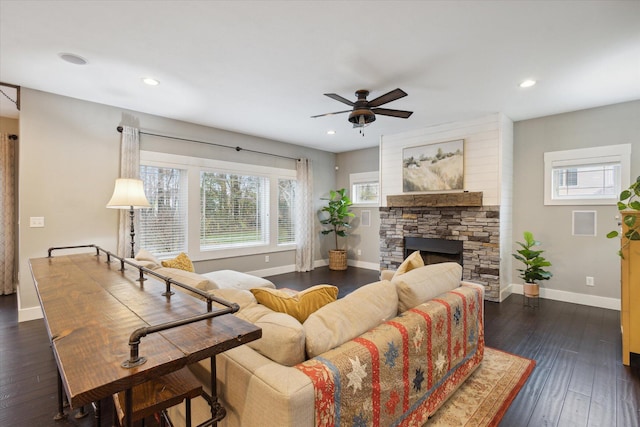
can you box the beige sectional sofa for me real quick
[127,249,276,291]
[168,261,485,427]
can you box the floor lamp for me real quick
[106,178,151,258]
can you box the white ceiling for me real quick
[1,1,639,153]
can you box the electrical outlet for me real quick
[357,249,362,256]
[586,276,594,287]
[30,217,45,228]
[265,255,270,263]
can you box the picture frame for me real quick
[402,139,464,192]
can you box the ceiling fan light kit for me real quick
[312,88,413,135]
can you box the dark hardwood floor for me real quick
[1,266,638,426]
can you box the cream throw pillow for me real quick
[250,285,338,323]
[303,280,398,359]
[393,262,462,313]
[393,250,424,278]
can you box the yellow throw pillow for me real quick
[250,284,339,323]
[393,250,424,278]
[161,252,195,272]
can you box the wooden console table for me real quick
[30,246,261,427]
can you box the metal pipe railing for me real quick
[46,244,240,368]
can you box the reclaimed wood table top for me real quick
[29,252,261,409]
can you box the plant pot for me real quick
[328,249,347,271]
[523,283,540,298]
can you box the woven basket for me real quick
[328,250,347,271]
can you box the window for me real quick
[544,144,631,205]
[277,179,296,245]
[200,172,269,249]
[140,151,296,260]
[350,171,380,205]
[139,165,187,257]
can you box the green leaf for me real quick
[620,189,632,201]
[606,230,619,238]
[630,200,640,210]
[624,215,636,227]
[618,201,628,210]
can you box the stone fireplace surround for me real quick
[380,194,501,301]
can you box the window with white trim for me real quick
[140,151,296,260]
[139,165,188,257]
[544,144,631,205]
[350,171,380,206]
[200,172,269,250]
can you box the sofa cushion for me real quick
[393,262,462,313]
[393,250,424,278]
[250,285,338,323]
[235,303,306,366]
[303,280,398,359]
[200,270,276,291]
[154,267,210,290]
[161,252,195,272]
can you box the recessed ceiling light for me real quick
[327,130,336,135]
[519,79,536,88]
[142,77,160,86]
[59,53,87,65]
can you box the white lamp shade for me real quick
[106,178,151,209]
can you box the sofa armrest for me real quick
[189,346,314,427]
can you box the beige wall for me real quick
[17,88,336,320]
[335,147,381,268]
[513,100,640,304]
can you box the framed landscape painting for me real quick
[403,139,464,192]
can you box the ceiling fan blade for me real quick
[324,93,355,106]
[368,88,408,107]
[372,108,413,119]
[310,109,353,118]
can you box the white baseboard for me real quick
[508,283,620,310]
[347,259,381,271]
[18,305,43,322]
[247,264,296,277]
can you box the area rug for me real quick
[426,347,535,426]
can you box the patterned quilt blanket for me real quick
[295,283,484,427]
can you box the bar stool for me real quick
[113,367,202,427]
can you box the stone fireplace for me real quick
[380,192,501,301]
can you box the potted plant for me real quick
[512,231,553,297]
[320,188,355,270]
[606,175,640,257]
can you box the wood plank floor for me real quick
[1,266,638,426]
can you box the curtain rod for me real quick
[116,126,300,161]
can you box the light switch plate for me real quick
[30,217,45,228]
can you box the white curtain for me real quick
[0,133,17,295]
[295,158,315,271]
[116,126,141,258]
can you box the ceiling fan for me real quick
[311,88,413,130]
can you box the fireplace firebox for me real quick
[404,237,463,266]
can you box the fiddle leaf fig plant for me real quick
[513,231,553,284]
[606,175,640,257]
[320,188,355,250]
